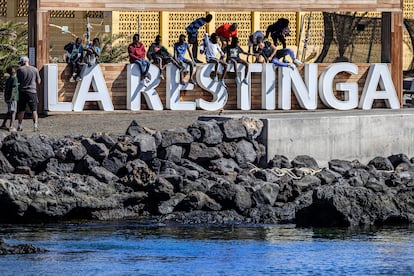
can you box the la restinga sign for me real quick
[44,62,400,112]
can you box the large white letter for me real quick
[262,63,276,110]
[195,64,228,111]
[165,63,196,110]
[359,64,400,109]
[319,63,359,110]
[278,64,318,110]
[72,64,114,111]
[44,64,72,111]
[127,64,163,111]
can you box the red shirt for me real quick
[216,24,238,39]
[128,42,146,63]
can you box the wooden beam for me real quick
[391,11,403,106]
[29,0,50,113]
[38,0,402,12]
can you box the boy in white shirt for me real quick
[200,33,228,88]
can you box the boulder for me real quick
[296,184,404,227]
[222,118,247,140]
[207,182,252,212]
[188,120,223,145]
[187,142,223,163]
[291,155,319,170]
[268,155,292,169]
[175,191,222,211]
[235,140,257,167]
[240,117,264,140]
[160,127,193,147]
[2,135,54,171]
[81,138,109,163]
[131,133,157,161]
[368,156,394,171]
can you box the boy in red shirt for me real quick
[128,34,151,86]
[216,23,238,49]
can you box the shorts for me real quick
[17,92,38,113]
[187,32,197,44]
[227,57,243,63]
[7,100,17,112]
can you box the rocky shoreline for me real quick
[0,117,413,227]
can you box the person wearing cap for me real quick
[215,23,238,49]
[16,56,41,132]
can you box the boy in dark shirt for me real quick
[147,35,183,80]
[64,37,84,82]
[224,37,250,85]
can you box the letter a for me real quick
[359,64,400,109]
[72,64,114,111]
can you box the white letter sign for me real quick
[72,64,114,111]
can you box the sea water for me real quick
[0,222,413,275]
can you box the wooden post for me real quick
[382,12,403,106]
[28,0,49,112]
[391,11,403,106]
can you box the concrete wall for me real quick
[261,109,414,167]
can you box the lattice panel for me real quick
[404,0,414,19]
[215,12,251,47]
[17,0,28,17]
[86,11,104,19]
[50,10,75,18]
[168,12,206,48]
[260,12,296,46]
[0,0,7,17]
[118,11,159,48]
[299,12,324,46]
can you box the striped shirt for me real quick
[186,18,207,36]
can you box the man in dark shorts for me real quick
[16,56,41,132]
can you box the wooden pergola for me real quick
[30,0,404,104]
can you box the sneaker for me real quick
[69,76,75,82]
[242,78,249,85]
[293,59,303,65]
[33,127,39,132]
[17,126,23,132]
[213,75,219,82]
[235,76,241,84]
[76,76,82,82]
[219,79,227,88]
[8,127,16,132]
[287,63,296,70]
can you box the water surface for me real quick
[0,222,413,275]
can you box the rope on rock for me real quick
[247,163,322,180]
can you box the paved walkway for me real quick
[0,107,412,139]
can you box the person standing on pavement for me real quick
[16,56,41,132]
[185,14,213,63]
[1,66,19,131]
